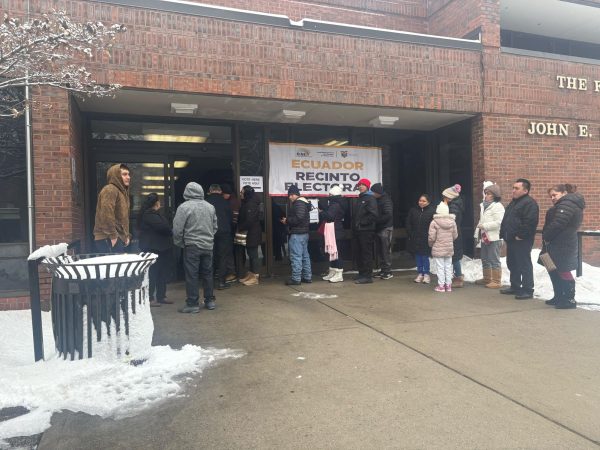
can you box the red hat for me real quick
[357,178,371,189]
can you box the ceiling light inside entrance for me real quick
[144,134,207,143]
[170,103,198,114]
[278,109,306,123]
[369,116,399,127]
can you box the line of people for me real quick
[94,164,585,313]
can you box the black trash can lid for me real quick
[42,253,157,280]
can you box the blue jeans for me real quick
[416,253,430,275]
[289,233,311,281]
[453,259,462,277]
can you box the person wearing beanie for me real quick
[428,201,458,293]
[236,185,262,286]
[371,183,394,280]
[499,178,540,299]
[352,178,378,284]
[221,183,241,283]
[205,184,233,290]
[474,183,505,289]
[281,185,312,285]
[442,184,465,288]
[320,184,348,283]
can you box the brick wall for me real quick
[428,0,500,47]
[193,0,428,32]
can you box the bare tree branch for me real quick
[0,10,126,117]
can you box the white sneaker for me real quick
[329,268,344,283]
[414,274,424,283]
[422,274,431,284]
[322,268,336,281]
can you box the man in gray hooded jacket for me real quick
[173,182,218,312]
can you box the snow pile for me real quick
[0,311,244,442]
[28,243,68,261]
[456,250,600,307]
[292,292,338,299]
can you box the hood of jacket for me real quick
[106,164,128,195]
[295,196,310,204]
[558,192,586,210]
[433,213,456,229]
[184,182,204,201]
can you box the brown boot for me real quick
[451,275,464,288]
[475,268,491,285]
[238,272,252,283]
[486,268,502,289]
[241,272,259,286]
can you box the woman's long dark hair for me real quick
[548,183,577,194]
[136,192,159,230]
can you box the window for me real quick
[0,90,29,293]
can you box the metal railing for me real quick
[28,240,81,362]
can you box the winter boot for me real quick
[545,271,560,305]
[485,268,502,289]
[476,268,492,285]
[451,275,464,288]
[241,273,259,286]
[329,268,344,283]
[239,272,253,283]
[555,279,577,309]
[414,274,424,283]
[322,268,336,281]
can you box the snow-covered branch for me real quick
[0,10,126,117]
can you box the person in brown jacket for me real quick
[93,163,131,253]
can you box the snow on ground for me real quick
[459,249,600,309]
[0,310,244,442]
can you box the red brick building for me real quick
[2,0,599,309]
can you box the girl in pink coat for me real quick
[428,201,458,292]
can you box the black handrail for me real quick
[536,230,600,277]
[29,240,81,362]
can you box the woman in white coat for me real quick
[474,184,505,288]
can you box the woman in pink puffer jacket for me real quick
[428,201,458,293]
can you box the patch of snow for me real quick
[0,308,244,441]
[454,251,600,305]
[291,292,338,299]
[28,243,68,260]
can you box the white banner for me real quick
[268,143,382,197]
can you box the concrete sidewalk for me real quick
[39,272,600,449]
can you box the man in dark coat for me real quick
[371,183,394,280]
[500,178,540,299]
[221,183,240,283]
[281,185,311,285]
[352,178,379,284]
[206,184,233,290]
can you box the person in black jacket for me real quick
[137,193,173,307]
[500,178,540,299]
[206,184,233,290]
[406,194,435,284]
[442,184,465,288]
[352,178,378,284]
[371,183,394,280]
[542,184,585,309]
[281,185,312,285]
[237,185,262,286]
[320,185,347,283]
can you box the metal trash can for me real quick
[42,252,157,360]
